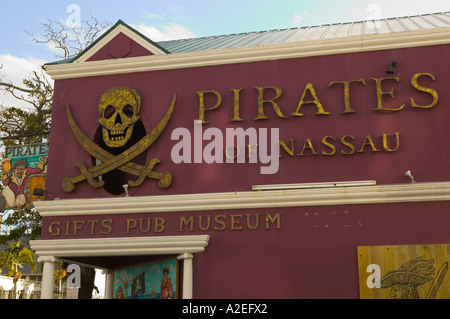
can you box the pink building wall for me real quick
[42,30,450,298]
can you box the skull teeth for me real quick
[107,128,128,142]
[111,130,124,135]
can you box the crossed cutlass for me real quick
[62,94,176,193]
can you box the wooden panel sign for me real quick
[358,244,449,299]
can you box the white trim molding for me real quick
[30,235,209,299]
[34,181,450,217]
[30,235,210,258]
[76,23,167,63]
[44,27,450,80]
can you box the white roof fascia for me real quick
[44,26,450,80]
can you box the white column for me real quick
[38,256,56,299]
[177,253,194,299]
[103,269,114,299]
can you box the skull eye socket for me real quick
[123,104,134,117]
[104,105,116,119]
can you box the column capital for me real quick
[177,252,194,260]
[37,256,56,263]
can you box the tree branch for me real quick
[0,82,35,94]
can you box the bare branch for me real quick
[0,16,110,146]
[27,17,111,59]
[0,81,35,94]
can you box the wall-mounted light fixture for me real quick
[122,184,129,196]
[404,170,416,183]
[252,180,376,191]
[386,60,397,74]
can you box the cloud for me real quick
[131,23,196,42]
[0,54,52,109]
[291,11,312,27]
[292,14,304,26]
[147,13,166,20]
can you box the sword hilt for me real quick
[62,162,105,192]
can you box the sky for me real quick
[0,0,449,108]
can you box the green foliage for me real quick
[0,241,37,297]
[0,241,37,273]
[0,69,52,146]
[0,208,42,246]
[0,17,110,298]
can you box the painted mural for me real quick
[358,244,450,299]
[1,143,48,212]
[113,256,178,299]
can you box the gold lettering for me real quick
[214,215,226,231]
[328,79,366,113]
[298,138,318,156]
[246,214,259,230]
[198,215,211,231]
[139,217,152,233]
[73,220,84,236]
[197,90,222,124]
[247,144,258,159]
[358,135,380,153]
[154,218,165,233]
[279,139,295,157]
[254,86,288,120]
[292,83,330,117]
[87,220,98,235]
[341,135,356,155]
[265,213,281,229]
[230,214,243,230]
[322,136,336,156]
[225,145,239,159]
[65,221,70,236]
[180,216,195,232]
[410,73,439,109]
[230,88,244,121]
[49,221,61,236]
[382,132,400,152]
[126,219,137,234]
[100,219,113,235]
[372,77,405,111]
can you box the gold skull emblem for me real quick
[98,86,141,148]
